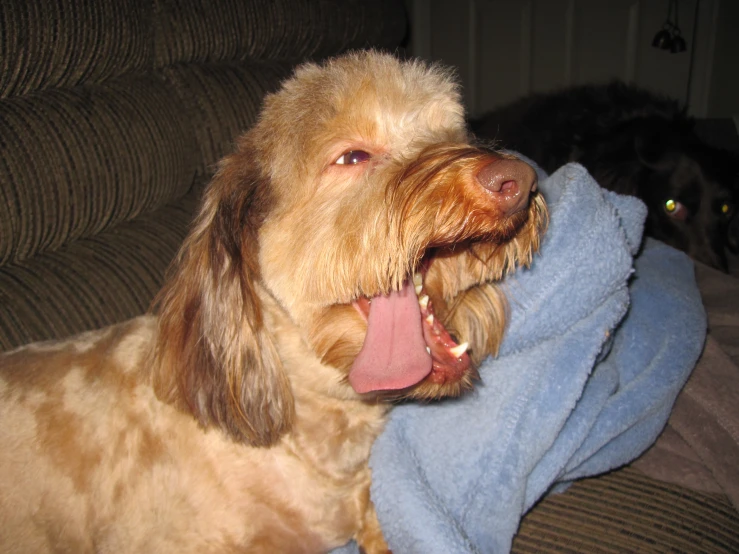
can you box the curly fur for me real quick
[0,51,546,553]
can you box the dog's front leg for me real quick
[355,492,391,554]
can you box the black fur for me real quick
[471,81,739,270]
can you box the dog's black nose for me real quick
[475,157,537,217]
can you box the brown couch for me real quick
[1,0,737,551]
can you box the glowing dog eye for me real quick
[722,203,732,216]
[334,150,371,165]
[664,199,688,221]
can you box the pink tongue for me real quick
[349,280,432,393]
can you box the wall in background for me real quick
[405,0,738,120]
[708,1,739,120]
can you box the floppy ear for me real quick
[151,136,294,446]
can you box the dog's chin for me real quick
[386,362,480,403]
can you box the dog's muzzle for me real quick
[347,149,542,396]
[475,157,538,218]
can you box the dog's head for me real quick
[582,117,739,271]
[152,51,547,445]
[642,141,739,271]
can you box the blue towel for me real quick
[334,163,706,553]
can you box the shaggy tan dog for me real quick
[0,51,546,553]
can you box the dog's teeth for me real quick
[426,346,431,355]
[413,272,423,295]
[418,295,429,310]
[425,314,434,325]
[448,342,469,359]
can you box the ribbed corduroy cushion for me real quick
[0,189,199,351]
[153,0,408,66]
[0,77,199,266]
[0,58,292,349]
[0,0,407,97]
[514,467,739,553]
[0,0,153,97]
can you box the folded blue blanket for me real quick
[334,163,706,553]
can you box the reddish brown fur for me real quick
[152,138,294,446]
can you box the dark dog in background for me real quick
[471,81,739,270]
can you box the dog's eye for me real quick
[334,150,371,165]
[664,199,688,221]
[721,202,734,217]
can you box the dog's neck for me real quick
[284,391,388,479]
[265,299,389,474]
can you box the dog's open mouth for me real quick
[349,272,470,394]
